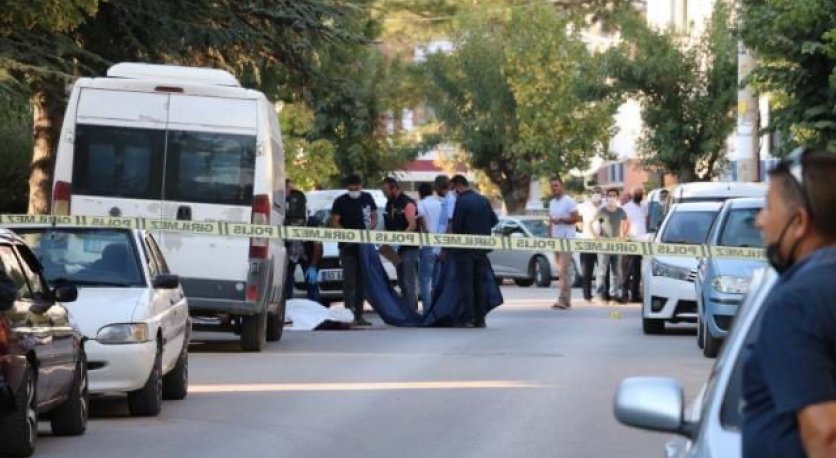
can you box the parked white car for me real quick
[10,226,190,417]
[641,202,723,334]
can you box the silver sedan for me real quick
[488,216,581,288]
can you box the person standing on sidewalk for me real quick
[450,175,498,328]
[577,187,603,302]
[621,187,647,303]
[595,188,628,303]
[330,174,378,326]
[548,177,580,310]
[382,177,420,312]
[417,183,442,311]
[743,149,836,458]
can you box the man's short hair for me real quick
[772,151,836,237]
[589,186,603,195]
[607,187,620,196]
[434,175,450,189]
[450,174,469,187]
[345,174,363,186]
[418,183,433,199]
[382,177,400,189]
[550,176,563,184]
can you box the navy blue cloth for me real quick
[451,190,498,241]
[743,246,836,458]
[359,244,503,327]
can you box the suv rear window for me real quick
[660,210,718,245]
[163,131,256,206]
[72,124,165,200]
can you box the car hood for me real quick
[64,288,149,339]
[710,258,766,278]
[653,256,699,269]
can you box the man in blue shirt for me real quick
[450,175,498,328]
[744,149,836,458]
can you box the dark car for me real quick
[0,229,88,457]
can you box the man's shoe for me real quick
[353,317,372,327]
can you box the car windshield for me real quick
[660,210,718,245]
[519,219,549,238]
[14,229,144,287]
[719,208,764,248]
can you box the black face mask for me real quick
[766,215,802,274]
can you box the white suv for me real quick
[641,202,722,334]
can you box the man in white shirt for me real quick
[621,187,647,302]
[548,177,579,310]
[577,187,603,301]
[417,182,442,310]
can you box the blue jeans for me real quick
[419,247,437,310]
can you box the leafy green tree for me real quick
[425,4,614,213]
[739,0,836,153]
[602,1,737,181]
[0,92,32,213]
[280,103,339,190]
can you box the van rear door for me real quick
[156,95,258,288]
[71,88,168,220]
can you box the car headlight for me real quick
[711,275,751,294]
[96,323,150,344]
[651,259,693,281]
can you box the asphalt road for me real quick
[37,286,712,458]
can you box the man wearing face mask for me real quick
[330,174,378,326]
[577,187,603,302]
[594,188,628,303]
[621,186,647,303]
[743,149,836,458]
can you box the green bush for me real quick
[0,94,31,214]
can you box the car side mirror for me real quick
[152,274,180,289]
[0,297,12,312]
[53,284,78,303]
[614,377,691,437]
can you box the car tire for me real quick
[703,321,722,358]
[0,363,37,457]
[50,352,89,436]
[533,256,552,288]
[642,317,665,335]
[162,342,188,401]
[241,311,267,352]
[696,316,705,349]
[128,344,163,417]
[514,278,535,287]
[266,295,286,342]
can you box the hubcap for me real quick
[25,375,36,448]
[534,262,542,282]
[79,364,88,423]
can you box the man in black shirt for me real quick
[330,174,378,326]
[743,149,836,458]
[381,177,419,312]
[450,175,498,328]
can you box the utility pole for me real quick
[735,42,760,182]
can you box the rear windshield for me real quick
[14,228,144,288]
[660,210,718,245]
[719,208,764,248]
[73,124,256,206]
[520,219,549,238]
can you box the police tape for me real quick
[0,214,766,261]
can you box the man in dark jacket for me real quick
[449,175,498,328]
[381,177,419,312]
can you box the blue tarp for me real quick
[359,245,503,327]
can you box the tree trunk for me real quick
[28,84,65,215]
[498,173,531,215]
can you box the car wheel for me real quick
[703,321,722,358]
[0,363,37,457]
[696,316,705,349]
[266,295,286,342]
[642,317,665,335]
[533,256,551,288]
[241,311,267,352]
[50,351,89,436]
[162,342,188,401]
[128,343,163,417]
[514,278,535,287]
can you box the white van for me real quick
[52,63,287,351]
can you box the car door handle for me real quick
[176,205,192,221]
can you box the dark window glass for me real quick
[719,209,764,248]
[72,124,165,199]
[164,131,256,206]
[660,210,718,245]
[0,246,31,300]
